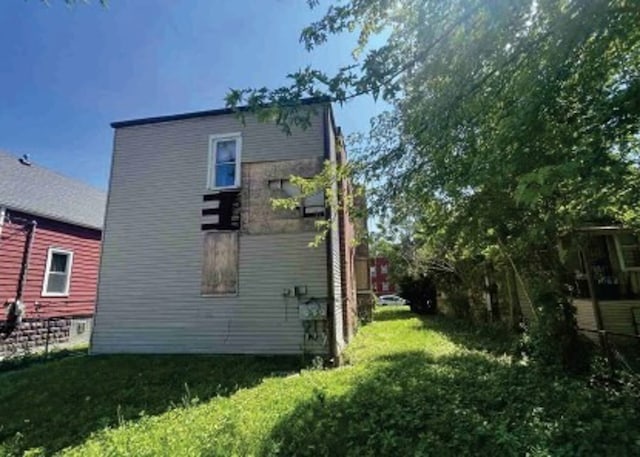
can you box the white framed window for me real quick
[381,264,388,274]
[615,233,640,271]
[370,266,376,277]
[382,281,390,291]
[208,133,242,189]
[42,248,73,296]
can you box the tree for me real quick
[228,0,640,370]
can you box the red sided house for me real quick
[0,151,106,357]
[370,257,396,296]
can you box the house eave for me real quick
[4,204,103,231]
[111,96,331,129]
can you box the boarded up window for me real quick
[201,232,238,295]
[355,258,371,291]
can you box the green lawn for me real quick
[1,307,638,456]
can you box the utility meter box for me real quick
[298,300,327,320]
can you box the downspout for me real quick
[323,104,338,364]
[16,220,37,302]
[0,206,6,239]
[3,217,35,338]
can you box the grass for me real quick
[0,352,300,455]
[1,307,638,456]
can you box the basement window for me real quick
[201,231,238,295]
[42,248,73,296]
[208,133,242,189]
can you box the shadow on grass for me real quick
[0,353,302,456]
[0,347,88,374]
[259,350,640,457]
[418,313,516,355]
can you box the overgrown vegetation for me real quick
[228,0,640,371]
[2,307,638,456]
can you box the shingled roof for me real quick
[0,150,106,230]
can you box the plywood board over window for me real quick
[201,232,238,295]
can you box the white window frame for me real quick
[42,247,74,297]
[208,132,242,190]
[614,234,640,271]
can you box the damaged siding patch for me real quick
[241,158,324,235]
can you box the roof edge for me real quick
[5,204,103,231]
[111,96,331,129]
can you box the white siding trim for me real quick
[41,247,74,297]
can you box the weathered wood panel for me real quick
[201,232,238,295]
[355,257,370,291]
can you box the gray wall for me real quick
[92,110,332,354]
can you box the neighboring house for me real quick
[515,226,640,342]
[92,100,365,359]
[370,257,396,296]
[0,151,106,357]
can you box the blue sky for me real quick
[0,0,385,190]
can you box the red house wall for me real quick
[370,257,396,295]
[0,210,101,319]
[338,179,358,343]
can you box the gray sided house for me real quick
[92,101,363,358]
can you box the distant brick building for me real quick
[370,257,396,295]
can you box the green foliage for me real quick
[227,0,640,370]
[396,274,437,314]
[269,160,363,247]
[2,308,638,456]
[520,290,593,374]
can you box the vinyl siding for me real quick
[93,232,328,354]
[327,113,345,352]
[92,109,331,354]
[599,300,640,337]
[573,299,640,342]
